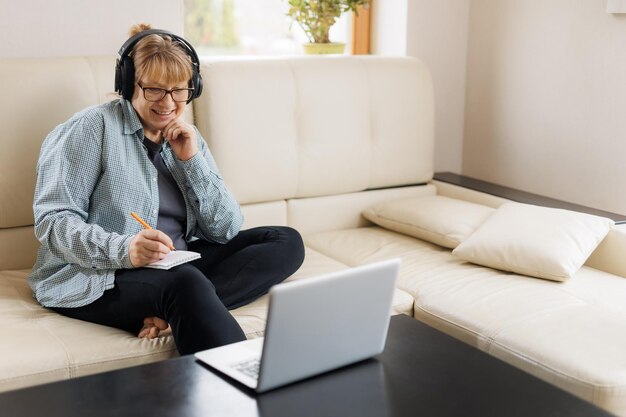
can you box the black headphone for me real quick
[114,29,203,104]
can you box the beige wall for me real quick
[5,0,624,214]
[371,0,470,174]
[406,0,469,175]
[370,0,408,55]
[0,0,183,58]
[464,0,626,214]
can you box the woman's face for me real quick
[131,78,188,141]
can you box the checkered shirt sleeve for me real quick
[28,99,243,308]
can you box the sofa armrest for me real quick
[585,225,626,279]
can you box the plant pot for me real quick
[303,42,345,55]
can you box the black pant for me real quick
[53,226,305,355]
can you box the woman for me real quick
[29,24,305,355]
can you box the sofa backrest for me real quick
[0,57,118,270]
[0,56,434,270]
[194,56,434,205]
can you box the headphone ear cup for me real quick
[192,69,203,99]
[186,66,202,103]
[114,58,123,95]
[118,56,136,100]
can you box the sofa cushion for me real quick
[304,226,626,415]
[288,184,436,235]
[362,195,495,249]
[195,57,434,204]
[0,269,178,392]
[231,247,414,339]
[0,245,413,393]
[451,202,614,281]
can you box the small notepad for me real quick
[145,250,201,270]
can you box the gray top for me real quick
[142,137,187,250]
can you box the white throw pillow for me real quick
[363,195,496,249]
[452,202,614,281]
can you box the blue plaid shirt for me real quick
[29,99,243,308]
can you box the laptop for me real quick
[194,258,400,393]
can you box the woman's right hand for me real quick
[129,229,174,268]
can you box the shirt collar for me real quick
[120,99,144,136]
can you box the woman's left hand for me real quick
[162,118,198,161]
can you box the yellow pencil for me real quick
[130,212,176,251]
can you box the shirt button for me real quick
[186,170,192,175]
[152,177,157,182]
[152,209,157,215]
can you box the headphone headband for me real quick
[114,29,203,103]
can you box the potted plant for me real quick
[286,0,370,54]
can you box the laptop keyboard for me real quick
[231,357,261,380]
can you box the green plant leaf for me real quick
[286,0,370,43]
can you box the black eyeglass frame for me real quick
[137,82,195,102]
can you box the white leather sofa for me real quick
[2,55,626,416]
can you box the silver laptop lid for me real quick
[256,258,400,392]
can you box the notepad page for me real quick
[145,250,201,270]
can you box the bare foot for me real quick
[138,316,170,339]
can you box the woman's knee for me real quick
[280,226,305,267]
[263,226,305,275]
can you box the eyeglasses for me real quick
[137,82,194,102]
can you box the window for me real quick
[184,0,352,55]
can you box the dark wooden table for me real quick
[0,314,614,416]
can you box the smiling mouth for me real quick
[153,109,174,116]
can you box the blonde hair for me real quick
[128,23,193,85]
